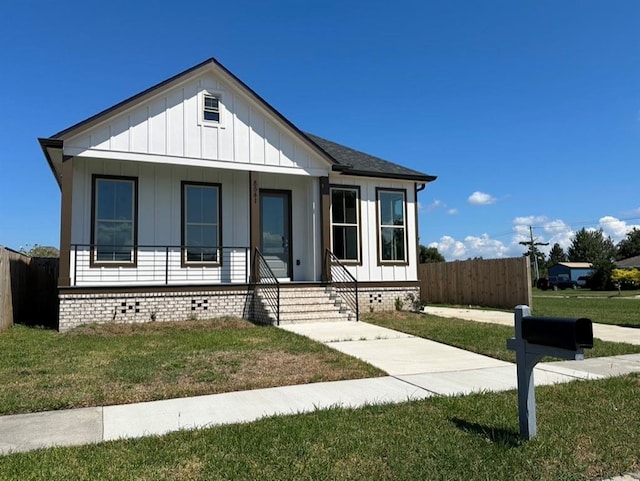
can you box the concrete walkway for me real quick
[422,306,640,345]
[2,320,640,456]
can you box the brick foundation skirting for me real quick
[57,285,421,331]
[58,289,254,332]
[358,286,420,313]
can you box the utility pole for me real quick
[519,226,549,283]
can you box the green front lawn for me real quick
[1,374,638,480]
[532,295,640,328]
[364,312,640,363]
[0,319,383,416]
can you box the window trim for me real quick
[203,93,220,122]
[198,89,226,128]
[181,181,223,268]
[90,174,138,268]
[376,187,409,266]
[329,185,362,265]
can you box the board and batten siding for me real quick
[329,175,419,283]
[68,159,323,285]
[62,73,331,177]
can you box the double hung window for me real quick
[331,187,360,262]
[203,94,220,122]
[182,182,221,264]
[377,189,407,263]
[92,176,137,264]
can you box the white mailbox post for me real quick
[506,305,593,440]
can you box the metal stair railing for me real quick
[325,249,359,322]
[252,249,280,325]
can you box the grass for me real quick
[534,289,639,299]
[0,319,383,416]
[364,311,640,363]
[0,374,638,480]
[532,295,640,328]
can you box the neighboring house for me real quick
[39,58,436,331]
[548,262,593,282]
[615,255,640,269]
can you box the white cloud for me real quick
[426,199,443,211]
[599,216,640,243]
[468,191,496,205]
[430,236,466,259]
[463,234,511,258]
[429,214,640,261]
[447,208,458,215]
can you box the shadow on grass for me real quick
[450,418,522,447]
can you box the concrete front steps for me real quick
[256,286,355,324]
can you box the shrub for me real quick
[611,268,640,290]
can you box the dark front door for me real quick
[260,190,292,279]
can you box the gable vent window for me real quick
[203,94,220,122]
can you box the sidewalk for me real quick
[422,306,640,345]
[2,320,640,456]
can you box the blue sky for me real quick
[1,0,639,260]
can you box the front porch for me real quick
[58,246,374,331]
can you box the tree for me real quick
[19,244,59,258]
[616,228,640,260]
[419,245,445,263]
[547,243,567,265]
[568,228,616,290]
[567,228,615,263]
[611,268,640,290]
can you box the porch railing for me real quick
[252,249,280,325]
[325,249,359,322]
[69,244,250,286]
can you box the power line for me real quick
[482,216,640,242]
[519,226,549,281]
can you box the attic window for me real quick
[203,94,220,122]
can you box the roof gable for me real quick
[40,57,436,184]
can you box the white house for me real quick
[39,58,436,331]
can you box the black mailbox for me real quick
[521,316,593,351]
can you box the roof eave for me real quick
[332,166,437,183]
[38,138,63,189]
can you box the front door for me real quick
[260,190,292,279]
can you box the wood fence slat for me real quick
[0,247,59,332]
[418,257,532,310]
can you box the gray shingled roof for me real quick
[616,255,640,268]
[305,133,436,183]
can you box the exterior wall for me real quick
[71,158,250,249]
[567,268,593,280]
[62,71,330,177]
[358,285,420,313]
[548,265,593,281]
[58,288,253,332]
[329,174,419,283]
[68,158,321,285]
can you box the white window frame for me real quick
[198,89,226,128]
[330,186,361,264]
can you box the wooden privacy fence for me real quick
[418,257,532,310]
[0,247,59,332]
